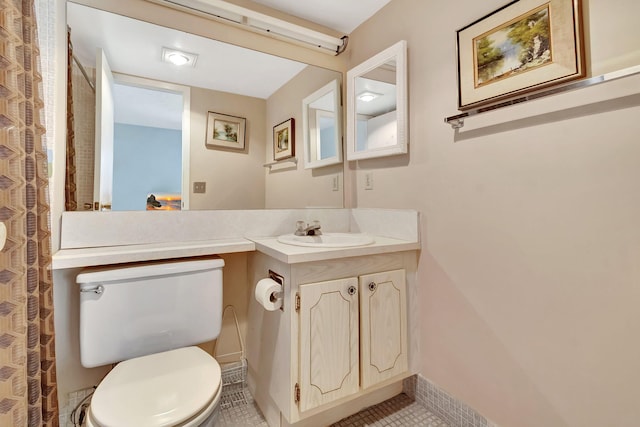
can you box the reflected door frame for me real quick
[94,48,115,210]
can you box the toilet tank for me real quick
[76,257,224,368]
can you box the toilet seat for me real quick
[87,346,221,427]
[86,390,220,427]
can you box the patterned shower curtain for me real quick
[0,1,59,426]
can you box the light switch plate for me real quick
[332,175,339,191]
[364,172,374,190]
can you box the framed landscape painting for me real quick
[456,0,585,110]
[206,111,246,150]
[273,118,295,160]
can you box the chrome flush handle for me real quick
[80,284,104,294]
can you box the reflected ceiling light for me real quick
[162,47,199,67]
[357,91,382,102]
[151,0,348,55]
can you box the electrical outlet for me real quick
[193,182,206,194]
[364,172,374,190]
[332,175,339,191]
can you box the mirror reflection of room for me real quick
[355,60,397,152]
[66,2,343,212]
[308,92,336,161]
[302,79,342,169]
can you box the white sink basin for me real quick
[277,232,374,248]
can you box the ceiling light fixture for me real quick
[357,91,382,102]
[151,0,348,55]
[162,47,199,67]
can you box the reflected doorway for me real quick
[111,77,190,211]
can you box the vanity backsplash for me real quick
[58,208,419,250]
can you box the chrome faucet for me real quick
[294,220,322,236]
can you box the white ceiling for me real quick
[355,77,397,116]
[113,85,184,130]
[251,0,392,34]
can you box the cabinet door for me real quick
[298,277,360,412]
[359,269,407,389]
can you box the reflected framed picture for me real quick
[206,111,246,150]
[456,0,585,110]
[273,118,295,160]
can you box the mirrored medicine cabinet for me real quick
[346,40,408,161]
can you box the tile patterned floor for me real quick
[218,392,448,426]
[330,393,447,427]
[218,392,268,427]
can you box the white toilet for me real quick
[76,257,225,427]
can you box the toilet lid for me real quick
[91,346,221,427]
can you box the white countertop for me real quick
[52,235,420,269]
[52,238,255,269]
[54,209,421,268]
[248,235,420,264]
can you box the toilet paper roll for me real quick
[255,278,283,311]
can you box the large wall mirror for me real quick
[346,40,407,161]
[66,1,344,212]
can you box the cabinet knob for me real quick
[368,282,377,292]
[347,285,357,295]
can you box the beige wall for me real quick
[265,65,344,208]
[348,0,640,426]
[189,87,267,209]
[198,253,251,363]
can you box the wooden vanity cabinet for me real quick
[358,269,408,389]
[247,252,413,427]
[297,269,407,412]
[298,277,360,412]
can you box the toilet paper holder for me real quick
[268,270,284,311]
